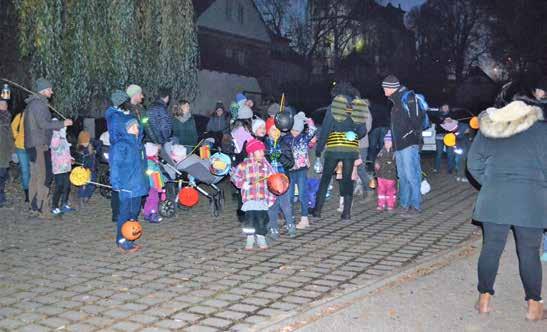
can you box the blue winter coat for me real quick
[106,106,142,145]
[110,133,149,199]
[147,98,173,144]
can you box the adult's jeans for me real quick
[15,148,30,190]
[357,148,370,190]
[395,145,422,210]
[267,189,293,230]
[478,222,542,301]
[289,168,309,217]
[434,139,455,173]
[117,196,143,244]
[368,127,389,165]
[0,167,8,204]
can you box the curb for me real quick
[252,236,482,332]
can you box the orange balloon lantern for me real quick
[469,116,480,129]
[121,220,143,241]
[443,133,457,147]
[267,173,290,196]
[178,186,199,207]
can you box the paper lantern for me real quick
[199,145,211,160]
[178,186,199,207]
[469,116,480,129]
[121,220,143,241]
[209,153,231,176]
[267,173,290,196]
[443,133,456,147]
[69,166,91,186]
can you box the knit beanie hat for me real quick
[215,101,225,111]
[384,130,392,142]
[265,117,275,134]
[78,130,91,145]
[35,78,52,92]
[291,112,306,133]
[252,118,266,135]
[111,90,129,107]
[144,142,159,157]
[235,93,247,104]
[237,105,253,120]
[382,75,400,89]
[246,139,266,155]
[125,118,139,131]
[267,103,280,117]
[126,84,142,98]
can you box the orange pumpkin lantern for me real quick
[267,173,290,196]
[121,220,143,241]
[178,186,199,207]
[469,116,480,129]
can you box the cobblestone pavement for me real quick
[0,167,479,332]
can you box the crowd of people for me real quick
[0,74,545,320]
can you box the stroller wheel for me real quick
[159,200,176,218]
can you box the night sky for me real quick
[376,0,426,11]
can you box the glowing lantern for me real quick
[443,133,456,147]
[121,220,143,241]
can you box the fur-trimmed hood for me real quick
[479,101,544,138]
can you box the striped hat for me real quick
[381,75,400,89]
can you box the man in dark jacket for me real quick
[24,78,73,217]
[382,75,424,217]
[367,100,391,164]
[146,87,172,144]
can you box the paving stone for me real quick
[111,321,143,332]
[18,324,51,332]
[229,303,259,313]
[171,312,202,323]
[201,317,232,329]
[185,325,219,332]
[214,310,247,321]
[40,317,71,329]
[153,319,187,330]
[188,306,218,315]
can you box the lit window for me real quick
[226,0,232,21]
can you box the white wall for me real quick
[198,0,271,43]
[193,69,262,115]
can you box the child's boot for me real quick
[296,216,309,229]
[245,235,255,251]
[341,195,352,220]
[24,189,29,203]
[148,213,162,224]
[286,223,297,238]
[256,235,268,250]
[268,227,280,241]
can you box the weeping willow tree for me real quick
[14,0,199,117]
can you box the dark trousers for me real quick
[116,196,143,243]
[0,167,8,204]
[478,222,543,301]
[111,190,120,222]
[244,210,269,236]
[52,173,70,209]
[315,155,356,212]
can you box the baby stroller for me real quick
[158,142,226,218]
[97,131,112,199]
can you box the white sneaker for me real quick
[256,235,268,250]
[245,235,255,250]
[51,208,62,215]
[296,216,309,229]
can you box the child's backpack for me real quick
[401,91,431,130]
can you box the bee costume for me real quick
[312,83,370,220]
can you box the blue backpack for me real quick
[401,91,431,130]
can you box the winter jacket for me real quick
[388,86,424,152]
[282,124,317,170]
[50,127,72,175]
[316,108,368,159]
[146,157,165,190]
[110,132,149,200]
[105,106,141,146]
[375,147,397,180]
[467,100,546,229]
[0,110,14,168]
[147,98,172,144]
[75,145,96,172]
[265,136,294,174]
[23,94,64,149]
[173,115,198,147]
[231,157,276,207]
[206,113,230,134]
[11,112,25,149]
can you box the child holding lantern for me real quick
[110,118,149,252]
[143,142,165,223]
[231,139,276,250]
[374,131,397,211]
[50,122,75,216]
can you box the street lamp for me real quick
[1,84,11,100]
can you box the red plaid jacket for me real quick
[231,157,276,207]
